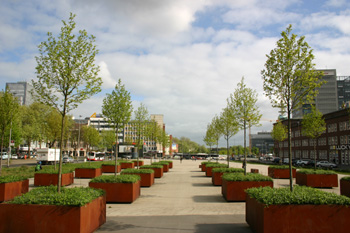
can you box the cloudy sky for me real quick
[1,0,350,147]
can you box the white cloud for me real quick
[98,61,117,89]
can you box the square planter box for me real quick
[222,180,273,201]
[120,162,135,169]
[0,179,29,202]
[89,181,140,203]
[133,161,144,167]
[296,172,338,188]
[161,164,169,172]
[75,168,102,178]
[268,168,296,179]
[251,169,259,174]
[246,195,350,233]
[141,167,163,178]
[340,179,350,197]
[212,172,225,186]
[201,163,207,172]
[102,164,121,173]
[0,195,106,233]
[34,172,74,186]
[123,173,155,187]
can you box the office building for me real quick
[5,81,35,106]
[251,132,274,155]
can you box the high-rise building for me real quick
[337,76,350,109]
[292,69,338,118]
[251,132,274,155]
[5,81,35,106]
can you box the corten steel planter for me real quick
[246,195,350,233]
[133,161,144,167]
[89,181,140,203]
[222,180,273,201]
[102,164,121,173]
[340,179,350,197]
[201,163,207,172]
[120,162,135,169]
[296,172,338,188]
[122,173,155,187]
[34,172,74,186]
[212,172,225,186]
[0,195,106,233]
[161,164,169,172]
[0,179,29,202]
[141,167,163,178]
[199,165,202,169]
[268,167,296,179]
[75,168,102,178]
[251,169,259,173]
[205,164,227,177]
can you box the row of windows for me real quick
[290,121,350,138]
[281,150,328,159]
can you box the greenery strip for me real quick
[212,168,244,173]
[121,168,154,174]
[90,174,140,183]
[222,173,273,182]
[297,169,336,175]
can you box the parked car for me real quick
[295,160,309,166]
[283,158,289,164]
[1,152,8,160]
[63,156,74,163]
[10,154,18,159]
[316,161,337,169]
[273,157,280,164]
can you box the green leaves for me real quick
[297,169,336,175]
[90,174,140,183]
[121,168,154,174]
[246,186,350,206]
[0,175,28,184]
[222,173,273,182]
[9,186,104,206]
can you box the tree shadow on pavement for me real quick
[192,195,225,203]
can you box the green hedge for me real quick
[118,160,134,164]
[341,176,350,181]
[297,169,336,175]
[102,161,120,166]
[121,168,154,174]
[2,166,34,179]
[222,173,273,182]
[8,186,105,206]
[269,165,295,169]
[206,163,228,168]
[74,162,102,169]
[36,165,74,174]
[90,174,140,183]
[246,186,350,206]
[140,165,163,169]
[201,161,217,165]
[152,161,170,166]
[0,175,28,184]
[162,160,173,164]
[212,167,244,173]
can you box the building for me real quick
[5,81,35,106]
[337,76,350,109]
[274,108,350,166]
[251,132,274,155]
[292,69,338,118]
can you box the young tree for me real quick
[102,79,133,175]
[32,13,102,192]
[81,125,101,152]
[228,77,262,174]
[133,103,150,153]
[0,91,19,173]
[203,122,217,153]
[217,106,239,166]
[271,121,288,163]
[261,24,324,191]
[302,106,326,170]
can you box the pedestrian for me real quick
[35,161,42,171]
[180,156,183,163]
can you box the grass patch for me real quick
[121,168,154,174]
[8,186,104,206]
[74,162,102,169]
[246,186,350,206]
[1,165,34,179]
[206,163,228,168]
[269,165,295,169]
[140,165,163,169]
[341,176,350,181]
[212,167,244,173]
[297,169,336,175]
[90,174,140,183]
[0,175,29,183]
[222,173,273,182]
[36,165,74,174]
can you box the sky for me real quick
[1,0,350,147]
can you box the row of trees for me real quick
[204,77,262,174]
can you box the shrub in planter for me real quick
[2,166,34,179]
[268,165,296,179]
[74,162,102,178]
[205,163,228,177]
[222,173,273,201]
[200,161,217,172]
[0,176,29,202]
[296,169,338,188]
[121,168,155,187]
[212,168,244,186]
[118,161,135,169]
[34,166,74,186]
[89,174,141,203]
[152,161,170,172]
[101,161,121,173]
[246,186,350,233]
[162,160,173,168]
[340,176,350,197]
[0,186,106,233]
[140,165,164,178]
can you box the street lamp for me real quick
[78,115,82,157]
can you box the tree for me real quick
[133,103,150,152]
[271,121,288,162]
[261,24,324,191]
[217,106,239,166]
[0,91,19,173]
[302,106,326,170]
[102,79,133,175]
[32,13,102,192]
[81,126,101,152]
[203,122,217,152]
[228,77,262,174]
[100,130,115,151]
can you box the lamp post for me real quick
[78,115,82,157]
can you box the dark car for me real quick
[273,157,280,164]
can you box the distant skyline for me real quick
[1,0,350,147]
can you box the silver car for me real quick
[316,161,337,169]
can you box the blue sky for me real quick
[1,0,350,147]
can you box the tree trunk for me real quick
[288,105,293,191]
[114,126,119,176]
